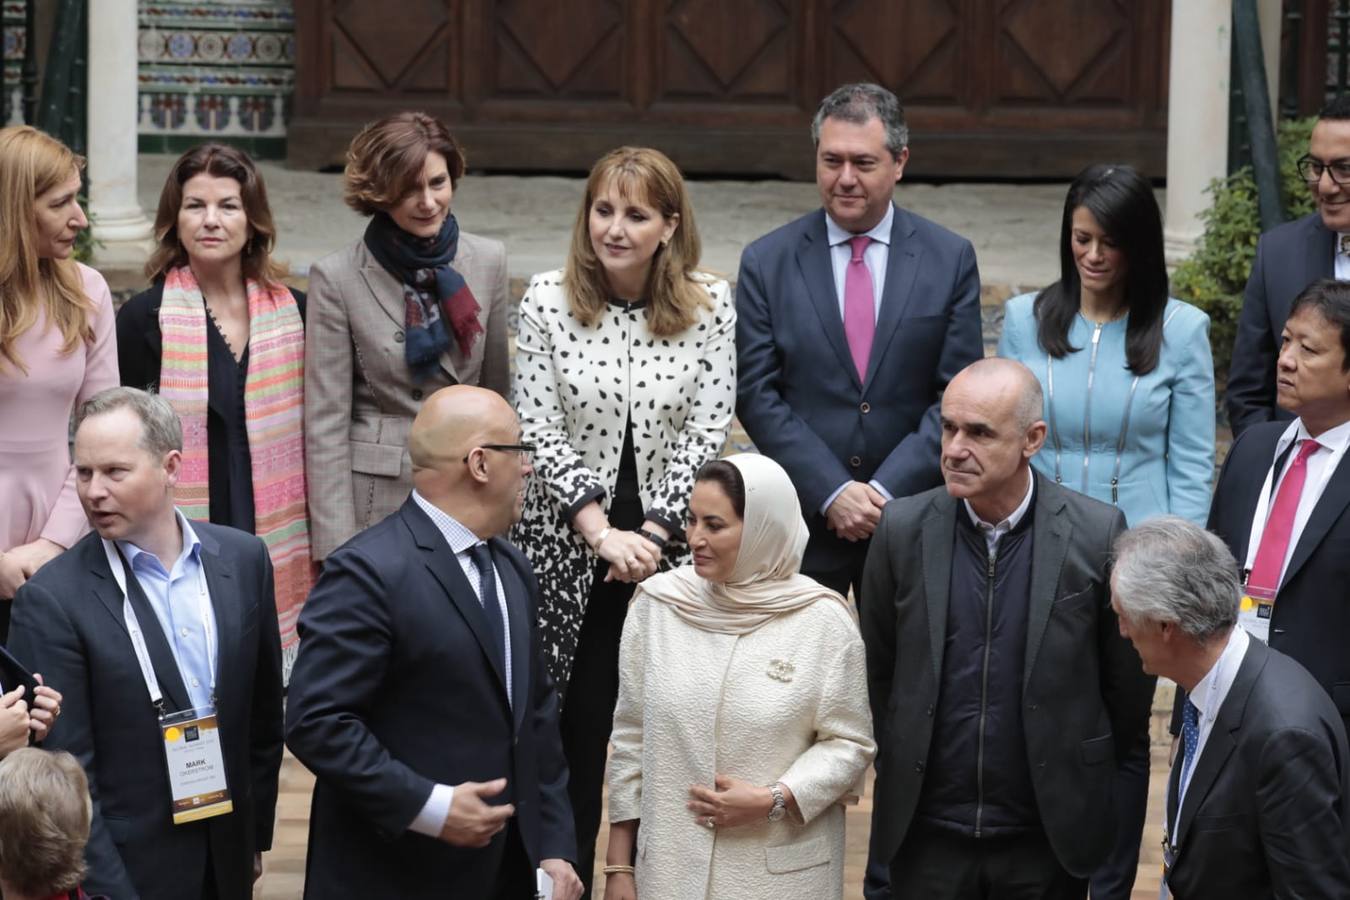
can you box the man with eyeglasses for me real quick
[285,385,583,900]
[1229,94,1350,436]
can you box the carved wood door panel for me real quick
[290,0,1169,178]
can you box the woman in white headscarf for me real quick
[602,453,875,900]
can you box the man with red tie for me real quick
[1202,278,1350,737]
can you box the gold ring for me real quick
[702,817,715,830]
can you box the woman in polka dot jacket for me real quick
[512,146,735,898]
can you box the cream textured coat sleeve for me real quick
[608,597,646,823]
[776,626,876,824]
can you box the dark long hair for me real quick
[1033,163,1168,374]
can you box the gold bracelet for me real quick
[602,864,635,876]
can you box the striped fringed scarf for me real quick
[158,265,315,679]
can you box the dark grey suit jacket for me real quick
[860,473,1156,877]
[8,523,284,900]
[1227,212,1333,436]
[1165,638,1350,899]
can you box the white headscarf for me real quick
[638,453,853,633]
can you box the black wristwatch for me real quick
[637,527,668,550]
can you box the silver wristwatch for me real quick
[766,782,786,822]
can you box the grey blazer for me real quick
[304,234,510,559]
[860,473,1156,878]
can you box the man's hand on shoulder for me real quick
[826,481,886,541]
[540,858,583,900]
[439,778,514,848]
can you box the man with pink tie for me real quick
[1199,278,1350,741]
[735,82,983,612]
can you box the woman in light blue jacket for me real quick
[997,163,1214,900]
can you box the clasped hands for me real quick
[686,774,780,830]
[0,675,64,755]
[595,528,663,584]
[826,481,887,542]
[439,778,582,900]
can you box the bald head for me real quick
[409,386,516,472]
[949,357,1044,431]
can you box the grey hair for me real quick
[811,83,909,157]
[1112,516,1240,642]
[74,387,183,457]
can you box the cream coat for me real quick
[609,594,875,900]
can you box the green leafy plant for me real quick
[73,194,97,263]
[1171,116,1317,387]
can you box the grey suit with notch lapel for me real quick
[859,472,1155,877]
[7,522,284,900]
[1164,638,1350,899]
[303,234,510,559]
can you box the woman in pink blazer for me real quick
[0,126,117,635]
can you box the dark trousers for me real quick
[558,563,636,900]
[490,819,536,900]
[1089,731,1151,900]
[890,825,1088,900]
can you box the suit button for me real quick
[1028,703,1038,712]
[411,389,424,401]
[926,705,933,717]
[914,761,925,773]
[860,402,871,414]
[849,456,862,468]
[393,330,405,343]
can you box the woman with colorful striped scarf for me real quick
[116,143,313,678]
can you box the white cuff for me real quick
[868,480,893,502]
[408,783,455,837]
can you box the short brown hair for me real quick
[145,143,284,286]
[0,748,91,897]
[343,111,466,216]
[563,146,710,337]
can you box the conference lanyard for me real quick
[101,539,217,717]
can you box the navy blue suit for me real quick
[735,203,983,586]
[1227,212,1333,436]
[284,498,575,899]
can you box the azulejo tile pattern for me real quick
[137,0,295,158]
[2,1,24,126]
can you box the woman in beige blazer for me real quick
[304,112,510,559]
[604,454,875,900]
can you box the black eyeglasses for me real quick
[1297,154,1350,185]
[462,442,537,463]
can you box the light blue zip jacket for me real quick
[998,293,1215,527]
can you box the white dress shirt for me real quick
[964,469,1035,556]
[1243,418,1350,585]
[825,202,893,322]
[820,203,897,513]
[1335,234,1350,280]
[1172,625,1250,839]
[406,490,514,838]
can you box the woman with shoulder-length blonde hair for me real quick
[304,111,510,561]
[117,143,314,674]
[0,125,117,634]
[512,145,736,898]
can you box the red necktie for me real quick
[1247,438,1321,592]
[843,235,875,381]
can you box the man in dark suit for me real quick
[1111,517,1350,898]
[861,359,1155,899]
[1228,94,1350,436]
[284,385,582,900]
[736,81,983,602]
[8,387,284,900]
[1206,279,1350,737]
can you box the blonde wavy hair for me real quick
[563,147,710,337]
[0,126,90,373]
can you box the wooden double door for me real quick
[289,0,1170,179]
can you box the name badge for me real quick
[161,706,233,824]
[1237,584,1276,645]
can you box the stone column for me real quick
[86,0,153,266]
[1165,0,1233,263]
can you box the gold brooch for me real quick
[767,659,795,682]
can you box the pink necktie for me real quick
[843,235,875,380]
[1247,438,1321,592]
